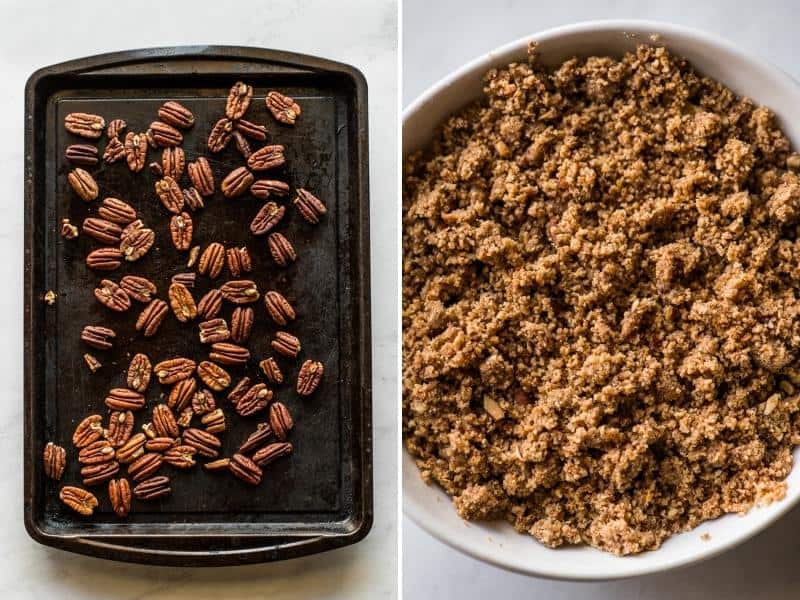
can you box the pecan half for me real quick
[149,161,164,176]
[250,202,285,235]
[106,410,135,448]
[106,118,126,139]
[127,353,152,392]
[84,353,102,372]
[81,461,120,486]
[168,377,197,412]
[198,242,225,278]
[78,439,115,465]
[221,166,254,198]
[154,358,196,384]
[188,156,215,195]
[201,408,226,433]
[238,423,273,455]
[294,188,328,224]
[168,212,193,251]
[226,81,253,119]
[81,325,116,350]
[229,453,263,485]
[236,383,272,417]
[152,404,179,438]
[64,112,105,139]
[124,131,148,172]
[43,442,66,480]
[135,299,169,337]
[220,280,260,304]
[128,452,163,482]
[183,187,204,211]
[103,137,126,163]
[228,377,251,407]
[155,176,184,214]
[60,486,98,515]
[158,101,195,129]
[133,475,171,500]
[268,233,297,267]
[61,219,79,239]
[192,389,216,415]
[251,179,290,199]
[162,146,186,179]
[73,414,103,448]
[105,388,146,411]
[99,197,137,224]
[94,279,131,312]
[207,118,234,153]
[108,478,132,517]
[120,275,156,303]
[247,144,285,171]
[120,226,155,262]
[172,272,196,288]
[197,361,231,391]
[83,217,122,244]
[253,442,293,467]
[230,307,254,343]
[226,246,252,277]
[272,331,301,358]
[149,121,183,146]
[116,433,146,464]
[65,143,98,166]
[164,445,196,468]
[86,247,123,271]
[235,119,268,141]
[199,318,230,344]
[266,91,301,125]
[269,402,294,441]
[183,427,221,458]
[264,291,295,325]
[204,458,231,471]
[67,168,98,201]
[197,289,223,319]
[168,282,197,322]
[209,342,250,366]
[259,357,284,384]
[232,130,252,159]
[145,437,175,452]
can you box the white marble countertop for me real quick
[0,0,397,598]
[403,1,800,598]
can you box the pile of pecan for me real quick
[51,82,325,518]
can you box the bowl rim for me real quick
[402,18,800,581]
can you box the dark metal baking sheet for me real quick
[24,46,371,566]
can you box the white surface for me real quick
[403,20,800,581]
[403,0,800,597]
[0,1,397,599]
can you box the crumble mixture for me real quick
[403,43,800,555]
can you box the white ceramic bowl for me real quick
[403,20,800,581]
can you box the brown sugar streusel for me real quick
[403,43,800,555]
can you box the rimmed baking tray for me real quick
[24,46,371,566]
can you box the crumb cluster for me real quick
[403,44,800,554]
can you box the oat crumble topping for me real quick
[403,44,800,555]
